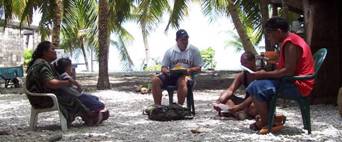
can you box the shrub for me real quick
[200,47,216,70]
[23,49,33,66]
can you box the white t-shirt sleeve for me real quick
[192,47,204,67]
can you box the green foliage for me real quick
[144,64,162,71]
[200,47,216,70]
[143,57,162,71]
[23,48,32,65]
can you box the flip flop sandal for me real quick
[220,111,234,117]
[258,124,285,135]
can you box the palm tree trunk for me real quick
[227,0,257,54]
[97,0,110,89]
[52,0,63,48]
[80,38,89,71]
[260,0,272,51]
[281,0,289,19]
[272,4,278,16]
[140,22,150,69]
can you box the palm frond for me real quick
[134,0,168,33]
[1,0,12,26]
[224,30,243,52]
[165,0,189,31]
[237,0,263,45]
[19,0,37,28]
[109,0,132,25]
[61,0,97,52]
[201,0,228,22]
[110,35,134,71]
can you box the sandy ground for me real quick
[1,89,342,142]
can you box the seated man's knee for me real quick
[177,76,187,88]
[247,80,273,92]
[247,80,276,102]
[152,76,161,85]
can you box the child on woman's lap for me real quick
[54,58,109,125]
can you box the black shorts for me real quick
[231,94,250,104]
[158,73,183,89]
[230,95,245,104]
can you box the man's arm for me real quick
[161,66,170,75]
[253,43,300,79]
[229,96,253,112]
[189,47,203,74]
[187,66,201,74]
[45,79,73,89]
[38,64,74,90]
[161,49,171,74]
[217,72,243,103]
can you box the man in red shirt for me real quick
[246,17,315,134]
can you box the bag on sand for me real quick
[144,104,193,121]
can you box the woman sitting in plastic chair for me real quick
[25,41,107,128]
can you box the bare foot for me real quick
[212,102,221,112]
[213,103,229,112]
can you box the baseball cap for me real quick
[176,29,189,39]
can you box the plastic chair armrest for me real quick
[24,86,59,105]
[28,92,55,97]
[282,74,314,81]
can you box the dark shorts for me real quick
[79,93,105,112]
[246,79,301,102]
[158,73,183,89]
[230,95,246,104]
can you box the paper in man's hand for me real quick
[240,65,255,73]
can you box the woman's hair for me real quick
[55,58,72,74]
[26,41,52,72]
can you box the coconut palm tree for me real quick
[0,0,52,40]
[18,0,72,47]
[133,0,169,68]
[200,0,257,54]
[0,0,13,26]
[237,0,271,50]
[111,35,134,71]
[165,0,273,53]
[60,0,98,71]
[51,0,63,48]
[97,0,111,89]
[226,0,257,54]
[225,25,261,53]
[224,1,264,52]
[0,0,32,27]
[164,0,190,31]
[259,0,271,50]
[97,0,134,89]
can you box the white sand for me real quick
[1,90,342,142]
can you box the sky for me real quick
[32,2,264,72]
[108,2,246,72]
[119,4,239,69]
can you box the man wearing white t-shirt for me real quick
[151,29,203,106]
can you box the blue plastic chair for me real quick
[267,48,327,134]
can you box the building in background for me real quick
[0,22,39,67]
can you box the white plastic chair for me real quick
[24,87,67,131]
